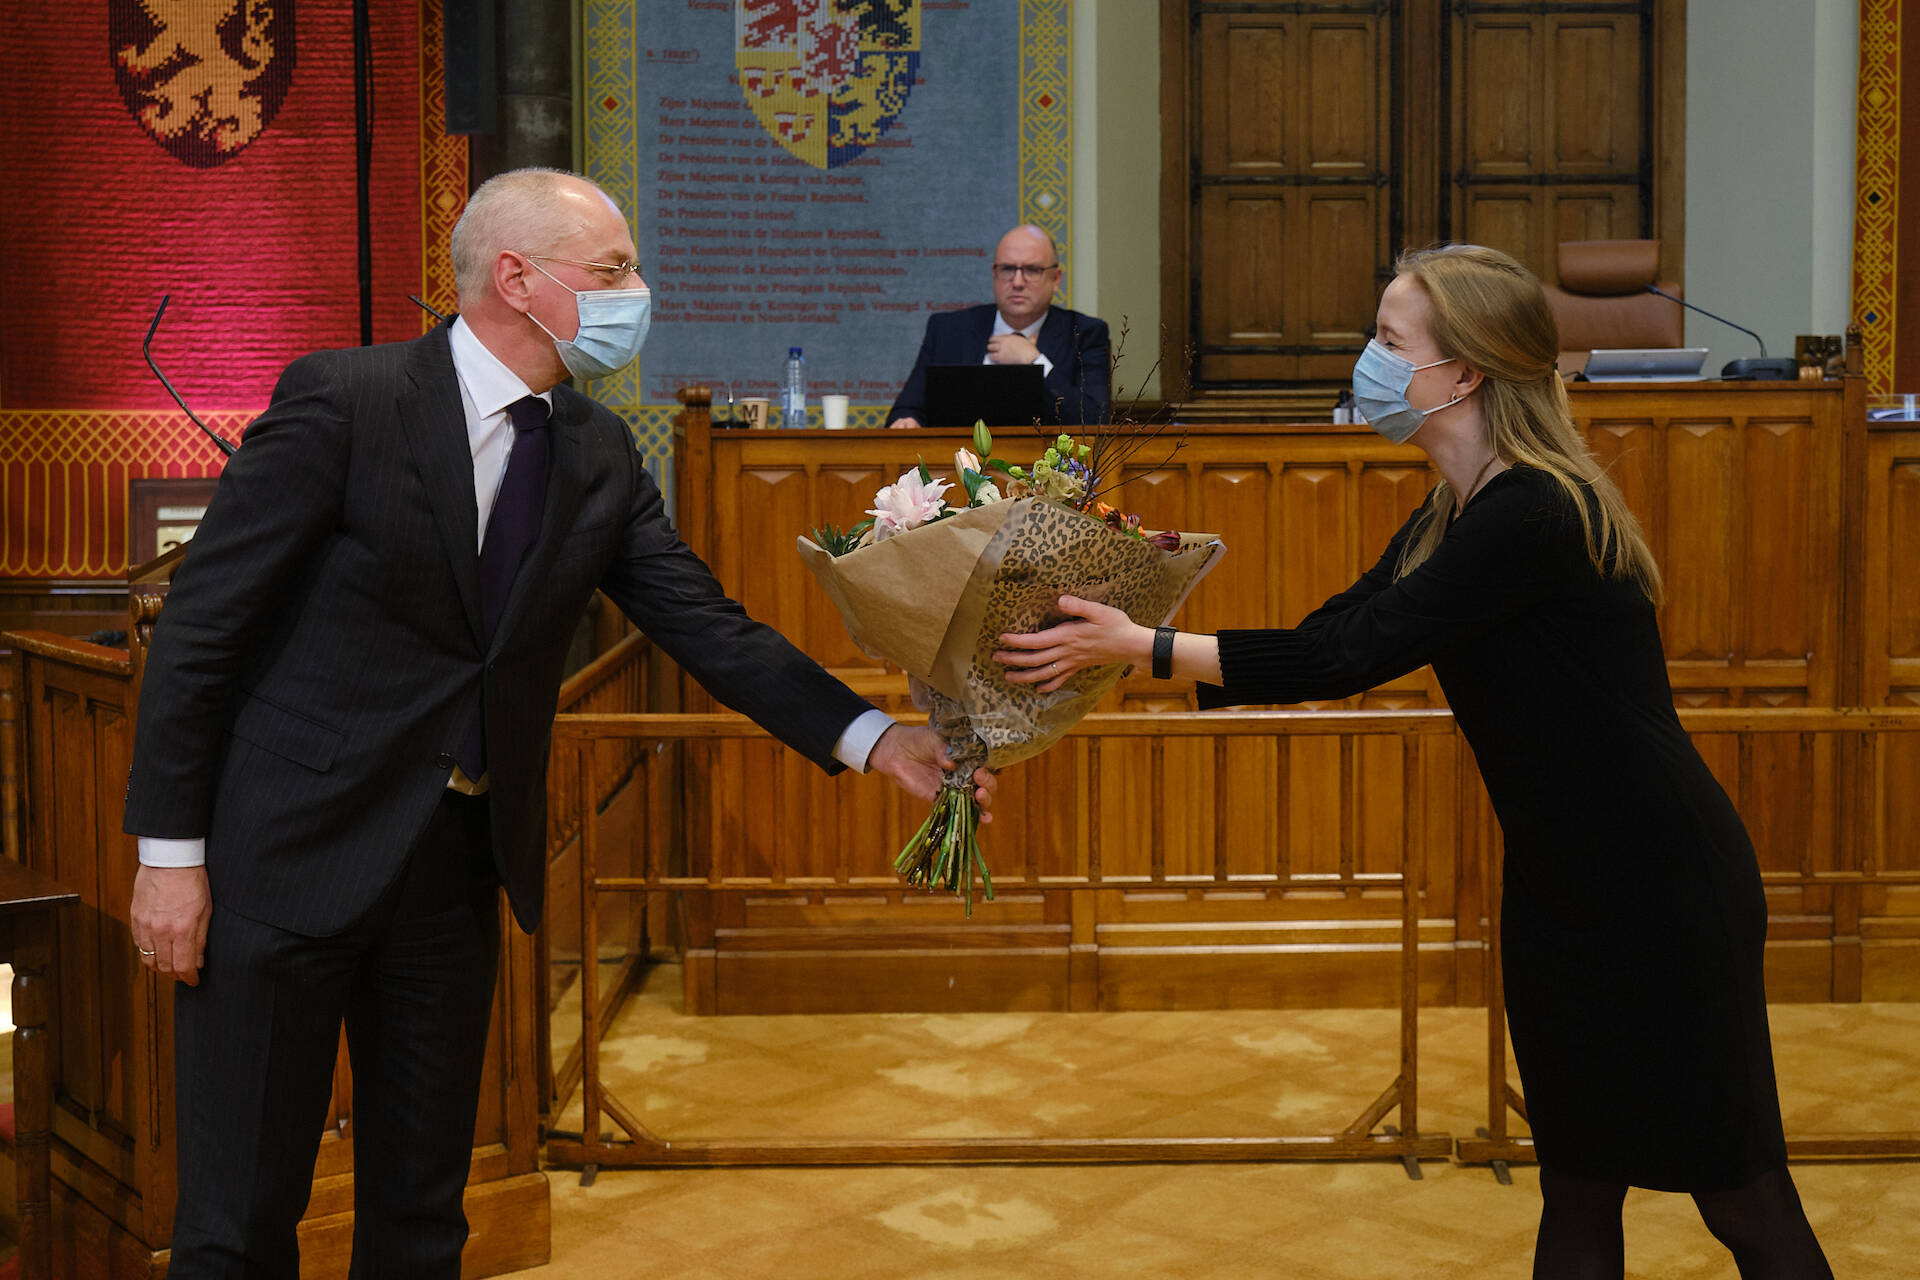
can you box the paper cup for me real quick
[740,398,770,429]
[821,394,850,430]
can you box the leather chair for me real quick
[1541,240,1683,376]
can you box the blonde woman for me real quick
[997,245,1831,1279]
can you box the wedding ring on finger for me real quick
[136,945,156,958]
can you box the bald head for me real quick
[991,224,1061,329]
[450,168,626,309]
[996,224,1056,262]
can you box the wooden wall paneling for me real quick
[1660,416,1737,684]
[1165,2,1680,406]
[1868,429,1920,703]
[1582,415,1664,578]
[29,662,136,1191]
[1197,186,1290,377]
[1395,0,1445,254]
[1304,18,1377,178]
[1192,459,1283,876]
[1545,14,1641,176]
[812,465,890,668]
[1303,190,1382,346]
[1450,5,1651,279]
[1860,424,1920,998]
[1159,0,1195,403]
[1652,0,1686,283]
[1452,7,1541,273]
[1458,191,1542,278]
[1187,6,1387,391]
[1199,12,1288,176]
[1739,418,1821,685]
[1460,13,1540,178]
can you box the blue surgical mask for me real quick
[1352,340,1464,444]
[526,260,652,380]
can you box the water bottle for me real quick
[781,347,807,427]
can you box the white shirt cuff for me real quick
[832,707,896,773]
[139,836,207,868]
[1034,352,1054,378]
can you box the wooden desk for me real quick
[0,858,77,1280]
[656,377,1919,1016]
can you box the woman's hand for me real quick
[994,595,1152,693]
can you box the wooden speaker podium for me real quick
[0,548,549,1277]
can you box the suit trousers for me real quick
[168,790,502,1279]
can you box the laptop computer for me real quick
[924,363,1047,427]
[1580,347,1711,381]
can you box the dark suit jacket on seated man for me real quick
[123,167,993,1279]
[886,224,1111,429]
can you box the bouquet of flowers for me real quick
[798,422,1224,911]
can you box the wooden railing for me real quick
[543,705,1920,1174]
[545,709,1454,1172]
[540,632,668,1122]
[547,632,653,858]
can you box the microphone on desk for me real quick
[143,295,238,458]
[1644,285,1799,380]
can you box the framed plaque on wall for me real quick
[128,477,220,570]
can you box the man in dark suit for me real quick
[124,168,993,1278]
[886,224,1110,429]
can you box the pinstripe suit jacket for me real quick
[124,322,871,935]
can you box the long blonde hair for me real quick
[1392,244,1662,603]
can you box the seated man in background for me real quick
[886,224,1111,428]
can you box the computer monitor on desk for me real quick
[1580,348,1710,381]
[924,364,1046,427]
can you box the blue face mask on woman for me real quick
[1351,339,1464,444]
[525,260,653,380]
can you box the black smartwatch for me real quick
[1151,626,1177,680]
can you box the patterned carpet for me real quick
[516,966,1920,1278]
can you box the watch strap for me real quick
[1152,626,1177,680]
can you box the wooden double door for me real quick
[1162,0,1685,397]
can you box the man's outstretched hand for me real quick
[867,724,996,818]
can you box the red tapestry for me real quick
[0,0,466,577]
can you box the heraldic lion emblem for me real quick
[737,0,919,170]
[111,0,296,168]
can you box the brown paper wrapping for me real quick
[800,497,1224,770]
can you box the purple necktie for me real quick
[453,395,551,778]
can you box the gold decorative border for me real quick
[0,0,467,578]
[1852,0,1899,396]
[0,412,249,577]
[420,0,469,322]
[582,0,645,435]
[1020,0,1072,306]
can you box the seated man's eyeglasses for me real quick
[530,254,644,285]
[992,263,1059,282]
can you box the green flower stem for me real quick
[892,773,994,916]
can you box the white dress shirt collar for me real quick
[991,308,1050,341]
[448,316,549,423]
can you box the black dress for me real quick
[1198,465,1786,1192]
